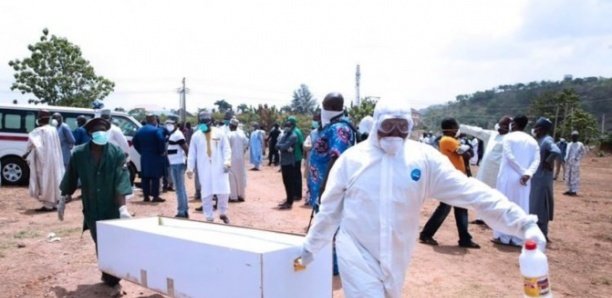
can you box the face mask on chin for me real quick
[379,137,404,155]
[166,124,175,132]
[50,119,59,127]
[198,123,209,132]
[321,109,344,126]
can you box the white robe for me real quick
[494,130,540,244]
[227,128,249,200]
[460,124,505,188]
[108,124,130,158]
[305,139,538,298]
[187,128,231,197]
[26,125,65,208]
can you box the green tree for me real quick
[128,108,146,121]
[290,84,317,114]
[236,103,249,113]
[530,89,586,138]
[8,28,115,107]
[214,99,233,113]
[348,97,378,124]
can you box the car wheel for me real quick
[1,156,30,186]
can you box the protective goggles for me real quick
[377,117,410,134]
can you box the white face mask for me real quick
[455,128,461,138]
[494,123,500,131]
[50,119,59,127]
[531,128,537,137]
[166,124,175,132]
[379,137,404,155]
[321,109,344,127]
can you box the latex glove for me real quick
[523,223,546,252]
[223,163,231,173]
[294,246,314,271]
[57,195,66,221]
[186,170,194,179]
[119,205,132,219]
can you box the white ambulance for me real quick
[0,104,142,186]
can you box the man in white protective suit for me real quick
[297,99,547,298]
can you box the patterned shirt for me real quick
[307,120,355,208]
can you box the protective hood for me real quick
[368,99,414,152]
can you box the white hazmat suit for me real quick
[301,99,544,298]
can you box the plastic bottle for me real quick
[519,240,552,297]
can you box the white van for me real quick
[0,104,142,186]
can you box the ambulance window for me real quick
[112,116,139,137]
[4,113,22,130]
[25,113,36,132]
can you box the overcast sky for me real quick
[1,0,611,112]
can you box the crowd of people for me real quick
[21,97,587,297]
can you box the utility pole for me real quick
[603,113,606,134]
[552,104,560,138]
[176,77,189,124]
[355,64,361,106]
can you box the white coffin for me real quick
[97,217,332,298]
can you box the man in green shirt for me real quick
[60,117,133,294]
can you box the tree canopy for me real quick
[290,84,317,114]
[422,76,611,141]
[8,28,115,107]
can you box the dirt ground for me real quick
[1,153,611,298]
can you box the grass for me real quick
[13,230,41,239]
[55,226,82,237]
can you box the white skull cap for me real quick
[372,99,414,134]
[358,116,374,133]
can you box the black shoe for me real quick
[220,215,230,224]
[175,213,189,219]
[470,219,486,225]
[34,206,56,212]
[459,241,481,249]
[195,206,203,212]
[419,236,438,246]
[229,199,240,203]
[143,197,151,202]
[151,197,166,203]
[563,191,571,195]
[278,203,292,210]
[237,197,245,202]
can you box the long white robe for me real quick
[26,125,65,208]
[304,98,538,298]
[187,128,231,197]
[227,128,249,200]
[565,141,585,193]
[108,124,130,158]
[460,124,505,188]
[494,130,540,245]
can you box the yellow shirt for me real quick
[439,136,466,174]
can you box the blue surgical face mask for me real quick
[198,123,208,132]
[311,121,319,129]
[91,131,109,145]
